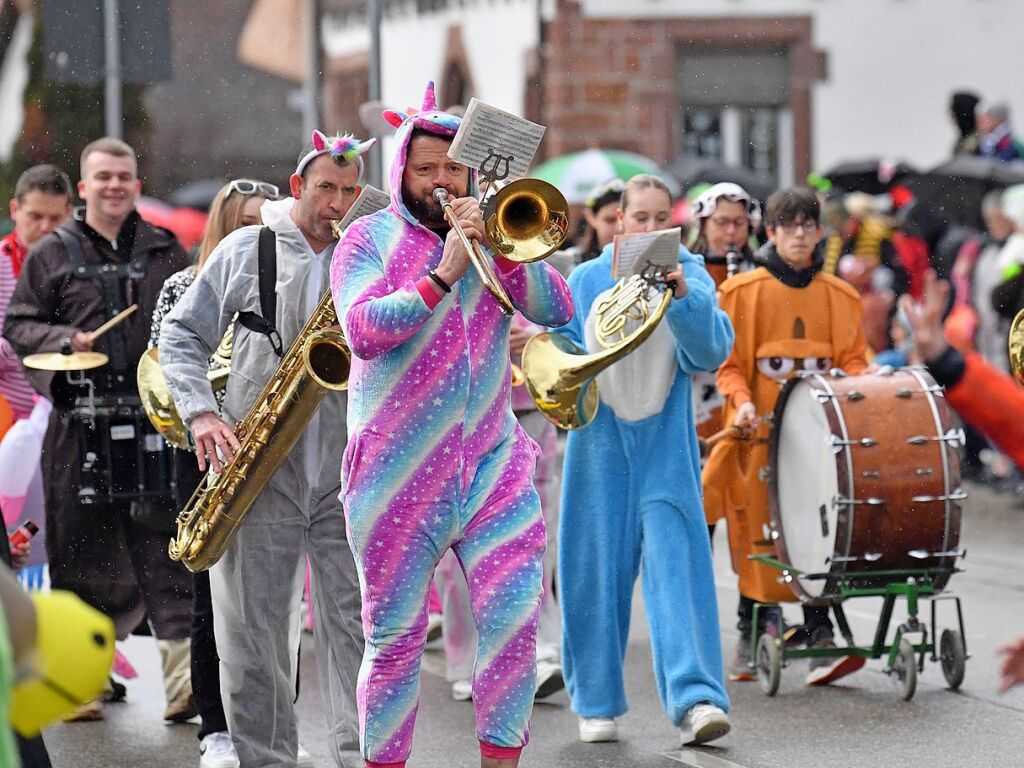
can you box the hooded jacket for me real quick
[330,102,573,508]
[159,197,347,498]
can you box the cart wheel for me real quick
[891,638,917,701]
[940,629,966,690]
[756,633,781,696]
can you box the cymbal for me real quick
[23,351,109,371]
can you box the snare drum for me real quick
[74,394,175,506]
[768,368,964,602]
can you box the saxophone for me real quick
[168,291,350,572]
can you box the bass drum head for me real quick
[773,380,839,600]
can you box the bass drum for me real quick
[768,368,964,603]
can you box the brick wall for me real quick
[541,0,825,178]
[543,0,676,162]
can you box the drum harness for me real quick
[55,223,148,414]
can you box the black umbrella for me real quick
[823,158,916,195]
[668,155,774,201]
[904,156,1024,229]
[168,178,229,212]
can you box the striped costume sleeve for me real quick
[331,222,434,361]
[494,258,574,329]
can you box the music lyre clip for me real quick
[479,149,515,199]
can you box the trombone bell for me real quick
[485,179,570,263]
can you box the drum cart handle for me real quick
[928,593,969,663]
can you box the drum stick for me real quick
[703,425,747,450]
[88,304,138,343]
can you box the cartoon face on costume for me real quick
[755,315,833,383]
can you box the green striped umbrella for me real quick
[532,149,678,204]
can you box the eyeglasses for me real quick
[225,179,280,200]
[774,219,819,234]
[709,216,749,230]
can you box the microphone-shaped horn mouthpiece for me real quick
[433,188,450,204]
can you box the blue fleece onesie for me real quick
[557,243,734,724]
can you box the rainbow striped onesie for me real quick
[330,88,573,768]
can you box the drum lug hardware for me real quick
[935,549,966,559]
[908,429,964,447]
[864,552,882,561]
[831,435,877,448]
[862,469,881,478]
[817,390,864,401]
[895,388,914,399]
[828,367,848,378]
[758,466,771,482]
[830,555,858,563]
[836,496,884,506]
[877,365,896,376]
[908,549,929,559]
[911,491,968,503]
[915,467,934,476]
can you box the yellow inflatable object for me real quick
[10,590,114,736]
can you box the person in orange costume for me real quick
[902,270,1024,693]
[704,187,869,686]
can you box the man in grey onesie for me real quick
[159,132,375,768]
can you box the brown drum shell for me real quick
[768,369,962,603]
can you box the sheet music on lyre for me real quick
[447,98,546,181]
[336,185,390,231]
[611,228,682,280]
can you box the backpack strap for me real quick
[236,226,283,356]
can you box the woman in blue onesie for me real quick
[556,175,734,747]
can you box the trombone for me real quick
[434,179,570,316]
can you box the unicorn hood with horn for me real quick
[380,80,479,226]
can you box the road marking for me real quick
[660,749,753,768]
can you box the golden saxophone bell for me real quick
[522,274,673,430]
[1010,308,1024,386]
[168,292,350,571]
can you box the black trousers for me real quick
[172,448,228,740]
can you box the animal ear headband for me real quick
[382,81,461,138]
[295,131,377,177]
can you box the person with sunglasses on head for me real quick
[557,174,734,748]
[159,132,375,768]
[148,177,278,768]
[706,187,869,686]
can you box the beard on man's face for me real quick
[404,186,447,228]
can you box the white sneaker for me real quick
[451,679,473,701]
[679,703,730,746]
[534,659,565,700]
[297,744,314,768]
[578,717,617,743]
[198,732,238,768]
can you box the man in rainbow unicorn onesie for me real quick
[331,83,573,768]
[161,131,376,768]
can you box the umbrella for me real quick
[822,158,916,195]
[532,149,678,205]
[904,156,1024,229]
[667,154,774,201]
[168,178,228,212]
[136,196,208,250]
